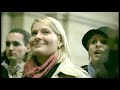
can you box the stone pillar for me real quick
[61,12,69,35]
[8,12,24,29]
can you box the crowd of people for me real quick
[1,16,119,78]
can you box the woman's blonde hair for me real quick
[30,17,71,62]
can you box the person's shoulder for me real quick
[1,66,9,78]
[57,72,76,78]
[81,65,88,72]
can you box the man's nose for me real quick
[9,44,14,50]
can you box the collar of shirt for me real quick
[1,61,25,78]
[88,62,96,78]
[51,57,90,78]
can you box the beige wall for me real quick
[1,12,119,66]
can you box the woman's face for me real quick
[88,34,109,63]
[29,22,60,57]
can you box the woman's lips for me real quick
[94,50,103,57]
[94,50,103,54]
[34,43,45,47]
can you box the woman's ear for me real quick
[58,42,63,49]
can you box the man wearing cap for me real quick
[81,26,114,78]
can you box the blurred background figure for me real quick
[1,28,31,78]
[81,26,118,78]
[95,29,119,78]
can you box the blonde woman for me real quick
[23,17,90,78]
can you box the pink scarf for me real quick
[23,53,58,78]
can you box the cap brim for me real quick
[82,29,108,51]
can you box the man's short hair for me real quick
[9,28,31,46]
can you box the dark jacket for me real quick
[1,52,9,78]
[81,65,88,72]
[1,66,9,78]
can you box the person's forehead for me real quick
[32,22,52,31]
[6,33,24,42]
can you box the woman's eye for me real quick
[90,40,97,44]
[43,31,49,34]
[101,40,108,44]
